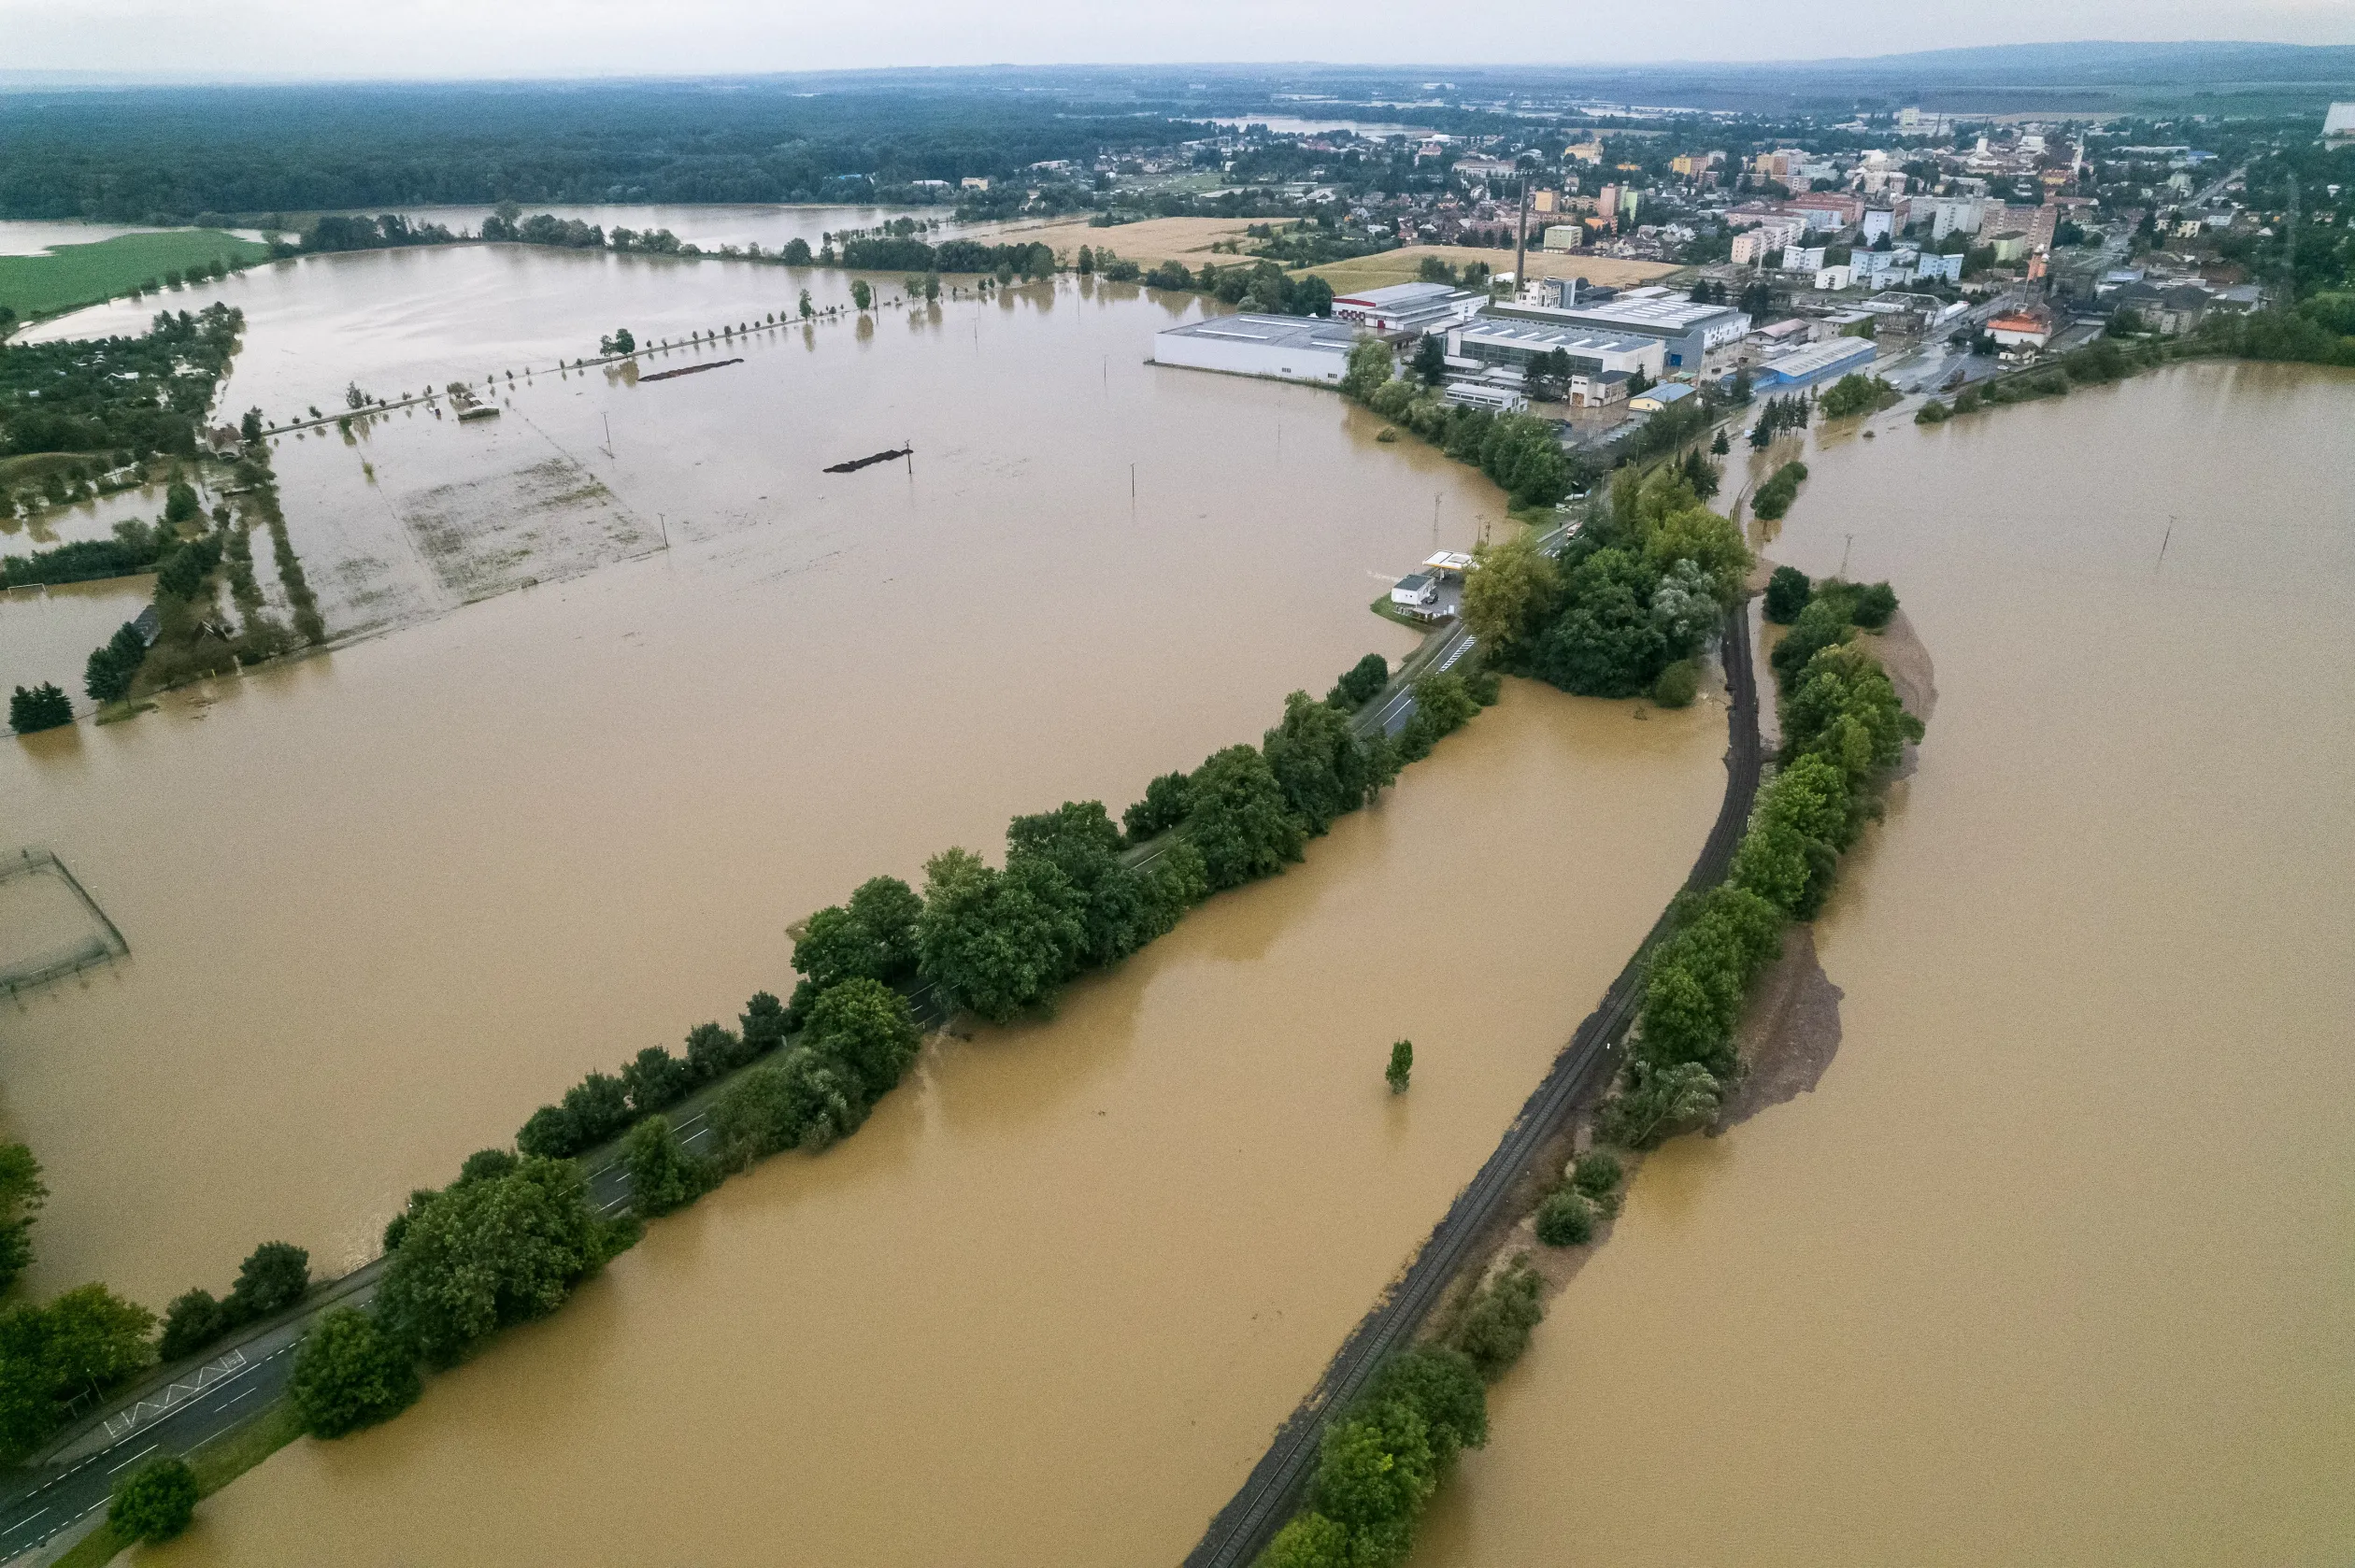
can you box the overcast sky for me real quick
[4,0,2352,81]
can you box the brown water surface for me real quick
[2,259,1523,1306]
[152,678,1725,1566]
[1415,362,2355,1567]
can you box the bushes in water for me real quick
[1261,1345,1490,1568]
[1449,1256,1546,1379]
[1914,397,1952,424]
[0,521,163,590]
[1652,659,1700,708]
[785,875,921,1025]
[1598,571,1924,1149]
[1749,459,1808,521]
[1763,564,1812,623]
[1818,373,1899,419]
[1534,1188,1594,1247]
[8,682,72,733]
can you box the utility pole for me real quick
[1513,170,1532,299]
[1839,532,1854,577]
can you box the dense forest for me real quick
[0,84,1202,223]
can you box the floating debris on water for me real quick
[822,447,913,475]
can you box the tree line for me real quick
[1598,569,1921,1149]
[1338,339,1575,510]
[0,83,1193,222]
[282,649,1500,1445]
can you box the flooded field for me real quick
[153,677,1728,1568]
[1414,363,2355,1566]
[0,577,156,698]
[3,256,1563,1310]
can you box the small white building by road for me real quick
[1442,380,1529,413]
[1391,573,1439,610]
[1151,313,1364,384]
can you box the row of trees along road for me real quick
[283,651,1499,1447]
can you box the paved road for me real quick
[1181,602,1763,1568]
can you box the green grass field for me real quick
[0,230,272,324]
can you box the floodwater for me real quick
[0,578,155,700]
[3,252,1559,1310]
[155,677,1728,1567]
[1415,362,2355,1566]
[354,203,970,254]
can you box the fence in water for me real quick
[0,848,129,992]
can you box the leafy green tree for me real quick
[107,1455,198,1543]
[1460,532,1561,666]
[240,406,264,441]
[1386,1039,1413,1093]
[158,1290,227,1361]
[1338,337,1393,401]
[1768,597,1854,691]
[621,1045,691,1115]
[0,1144,45,1295]
[1850,581,1899,630]
[804,977,921,1101]
[1006,800,1135,966]
[560,1070,632,1147]
[514,1104,582,1160]
[789,876,924,1020]
[798,289,814,320]
[0,1285,157,1458]
[164,481,200,525]
[1258,1512,1351,1568]
[850,279,873,310]
[1763,565,1812,623]
[1263,691,1376,835]
[1363,1346,1487,1466]
[1120,772,1192,840]
[1182,745,1306,891]
[1313,1391,1436,1562]
[1534,549,1669,698]
[1409,335,1447,387]
[782,238,813,265]
[740,990,788,1052]
[916,847,1084,1021]
[373,1157,621,1366]
[9,684,73,734]
[621,1115,715,1218]
[1325,652,1391,710]
[1536,1187,1595,1246]
[225,1241,308,1321]
[290,1307,420,1438]
[1571,1150,1624,1204]
[773,1046,867,1151]
[1598,1061,1722,1148]
[1449,1257,1545,1378]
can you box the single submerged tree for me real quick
[1387,1039,1414,1093]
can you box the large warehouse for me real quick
[1490,290,1751,371]
[1150,314,1367,384]
[1444,317,1664,382]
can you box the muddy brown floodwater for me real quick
[1414,362,2355,1567]
[144,677,1723,1566]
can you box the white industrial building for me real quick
[1150,314,1365,384]
[1328,281,1489,335]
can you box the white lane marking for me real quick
[0,1508,48,1536]
[106,1443,157,1475]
